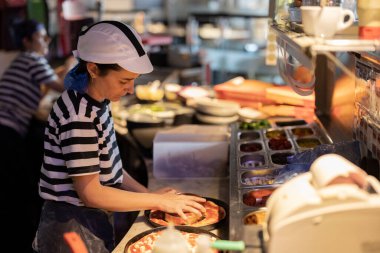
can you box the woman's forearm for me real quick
[120,170,149,193]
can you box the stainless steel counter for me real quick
[112,160,230,253]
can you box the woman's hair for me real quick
[64,59,124,93]
[76,59,123,76]
[12,19,45,50]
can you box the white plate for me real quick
[196,113,239,125]
[194,97,240,116]
[238,107,266,120]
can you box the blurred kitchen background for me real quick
[0,0,280,84]
[0,0,379,177]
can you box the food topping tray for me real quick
[229,118,333,241]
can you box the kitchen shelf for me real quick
[271,24,380,67]
[190,10,271,19]
[272,24,380,56]
[271,23,380,78]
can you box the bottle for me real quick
[195,234,212,253]
[152,225,190,253]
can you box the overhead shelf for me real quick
[271,24,380,54]
[190,10,271,19]
[271,23,380,78]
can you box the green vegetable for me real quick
[240,120,270,130]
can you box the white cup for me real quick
[301,6,355,38]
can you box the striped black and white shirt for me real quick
[39,90,123,206]
[0,52,58,136]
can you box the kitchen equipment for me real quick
[264,154,380,253]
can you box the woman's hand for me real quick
[158,192,206,221]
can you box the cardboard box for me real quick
[153,125,229,178]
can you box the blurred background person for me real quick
[0,19,71,253]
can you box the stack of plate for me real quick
[194,97,240,125]
[238,107,267,122]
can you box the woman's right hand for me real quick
[158,192,206,221]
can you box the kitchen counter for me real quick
[112,159,230,253]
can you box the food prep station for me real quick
[113,117,334,253]
[228,118,333,248]
[0,1,379,252]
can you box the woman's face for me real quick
[26,28,51,55]
[89,66,140,102]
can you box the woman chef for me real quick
[33,20,206,253]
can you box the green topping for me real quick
[240,120,271,130]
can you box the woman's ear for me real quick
[86,62,98,78]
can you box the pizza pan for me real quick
[124,225,221,253]
[144,197,229,231]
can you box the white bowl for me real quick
[196,113,239,125]
[194,97,240,117]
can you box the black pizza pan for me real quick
[144,197,229,231]
[124,225,221,253]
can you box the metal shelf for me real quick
[271,23,380,80]
[272,24,380,55]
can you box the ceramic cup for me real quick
[301,6,355,38]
